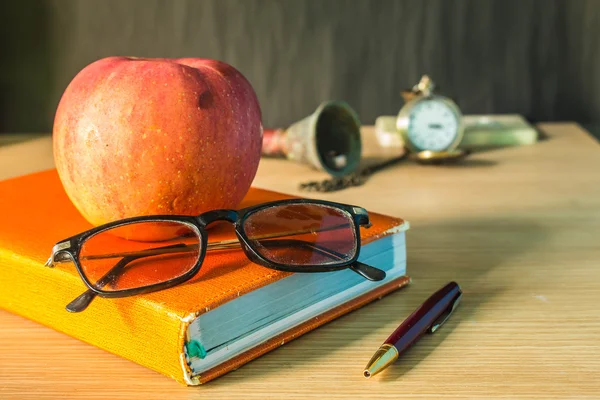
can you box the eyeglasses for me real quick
[45,199,386,313]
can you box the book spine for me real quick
[0,249,190,385]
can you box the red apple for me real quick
[53,56,262,234]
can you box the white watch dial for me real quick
[407,99,459,151]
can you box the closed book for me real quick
[460,114,539,150]
[0,170,410,385]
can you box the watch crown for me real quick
[414,75,435,95]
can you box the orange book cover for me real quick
[0,169,410,385]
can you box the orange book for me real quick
[0,169,410,385]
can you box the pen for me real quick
[363,281,462,378]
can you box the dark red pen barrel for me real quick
[385,282,461,353]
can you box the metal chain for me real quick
[298,153,408,192]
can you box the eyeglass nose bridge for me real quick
[197,209,239,227]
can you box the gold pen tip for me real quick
[362,344,399,378]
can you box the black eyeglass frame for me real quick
[45,199,383,301]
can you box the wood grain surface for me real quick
[1,124,599,399]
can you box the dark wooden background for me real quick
[1,0,600,134]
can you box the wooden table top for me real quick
[1,123,599,399]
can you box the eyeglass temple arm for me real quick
[257,238,385,282]
[66,255,138,312]
[68,239,281,312]
[66,240,284,313]
[67,238,384,312]
[80,237,384,281]
[65,243,189,312]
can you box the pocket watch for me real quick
[300,76,469,193]
[396,75,467,163]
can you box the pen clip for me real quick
[428,291,462,334]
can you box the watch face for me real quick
[407,99,459,151]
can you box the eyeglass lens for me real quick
[242,203,357,266]
[78,221,202,292]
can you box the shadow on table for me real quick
[359,153,497,173]
[214,214,549,384]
